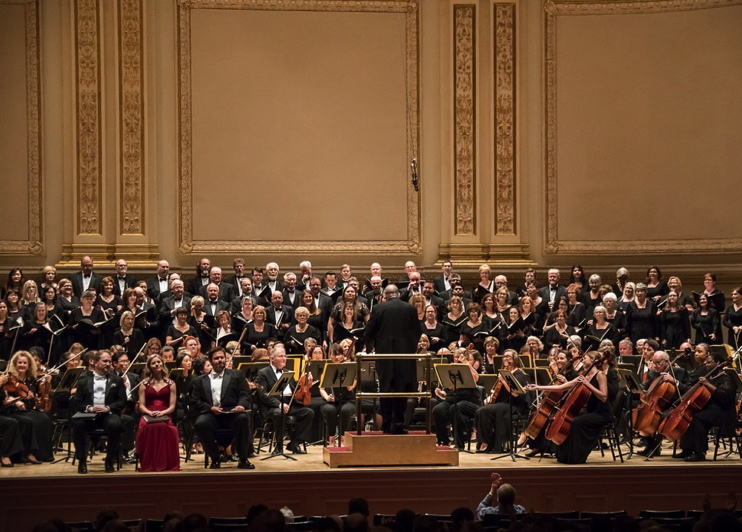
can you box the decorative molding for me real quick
[0,0,43,256]
[75,0,102,235]
[493,3,515,235]
[177,0,421,255]
[118,0,145,235]
[543,0,742,255]
[453,4,476,236]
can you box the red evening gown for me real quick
[136,381,181,472]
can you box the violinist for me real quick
[474,350,531,454]
[0,373,26,467]
[320,343,355,446]
[254,343,314,455]
[432,348,481,449]
[0,351,54,463]
[676,350,737,462]
[526,350,612,464]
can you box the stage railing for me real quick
[354,353,433,435]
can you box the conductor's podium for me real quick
[322,431,459,468]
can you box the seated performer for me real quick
[190,346,254,469]
[71,350,126,474]
[320,343,356,447]
[432,348,481,449]
[255,343,314,455]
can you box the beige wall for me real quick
[0,0,740,285]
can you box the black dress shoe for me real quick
[636,448,660,457]
[1,461,13,468]
[287,442,307,455]
[78,462,88,474]
[524,449,540,458]
[685,452,706,462]
[104,460,115,473]
[673,450,693,459]
[238,459,255,470]
[208,459,221,469]
[475,447,489,454]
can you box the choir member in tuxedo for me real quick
[231,278,259,314]
[266,291,293,340]
[258,262,283,305]
[400,272,422,302]
[363,263,389,294]
[723,287,742,351]
[364,285,421,434]
[190,346,255,469]
[71,256,103,298]
[297,261,314,292]
[364,276,384,312]
[281,272,302,310]
[320,271,341,300]
[112,351,139,461]
[691,293,721,345]
[112,259,137,297]
[186,257,212,296]
[225,258,246,292]
[159,279,191,329]
[146,260,171,301]
[71,350,126,473]
[433,260,453,295]
[255,343,314,454]
[338,264,353,288]
[132,287,160,340]
[539,269,567,312]
[400,261,418,284]
[421,281,445,318]
[204,284,230,318]
[308,277,333,326]
[199,267,235,303]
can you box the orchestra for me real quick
[0,259,741,473]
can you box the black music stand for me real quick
[358,361,378,431]
[435,363,477,452]
[319,362,357,447]
[617,368,643,459]
[490,370,530,463]
[261,370,297,461]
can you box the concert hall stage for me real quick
[2,443,741,532]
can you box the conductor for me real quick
[364,284,421,434]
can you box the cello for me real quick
[631,353,686,437]
[523,357,574,440]
[658,359,729,441]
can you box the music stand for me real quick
[307,360,327,381]
[358,361,378,430]
[237,361,269,382]
[260,370,297,461]
[435,363,477,452]
[490,370,530,463]
[618,368,643,459]
[619,355,642,372]
[319,363,357,447]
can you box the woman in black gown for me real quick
[95,277,122,348]
[421,304,446,353]
[473,264,496,304]
[459,303,488,353]
[285,306,321,355]
[584,306,619,352]
[645,266,668,304]
[70,290,104,350]
[626,283,658,346]
[113,310,146,357]
[542,310,574,353]
[526,349,612,464]
[723,287,742,351]
[659,291,691,350]
[242,305,277,353]
[690,294,721,345]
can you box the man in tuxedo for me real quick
[199,267,235,303]
[133,287,159,339]
[309,276,333,326]
[204,284,230,317]
[254,343,314,454]
[113,259,136,297]
[72,255,103,298]
[225,258,246,290]
[339,264,353,289]
[421,280,445,319]
[190,346,254,469]
[400,272,422,302]
[297,261,313,292]
[494,275,519,306]
[266,291,293,338]
[71,350,126,473]
[262,263,283,299]
[112,351,139,462]
[539,269,566,310]
[364,285,422,434]
[187,257,211,296]
[401,261,417,283]
[433,260,453,295]
[282,272,301,309]
[322,271,341,299]
[364,276,384,311]
[363,262,389,294]
[159,279,192,328]
[231,278,258,314]
[146,260,171,301]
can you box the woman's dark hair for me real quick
[5,268,24,291]
[192,355,209,375]
[645,265,663,282]
[569,265,587,285]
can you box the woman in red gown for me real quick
[136,355,180,472]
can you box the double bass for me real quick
[658,360,729,441]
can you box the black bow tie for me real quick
[276,369,282,374]
[84,275,91,279]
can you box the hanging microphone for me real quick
[411,158,419,192]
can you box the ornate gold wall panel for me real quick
[118,0,144,236]
[75,0,102,235]
[0,0,42,256]
[177,0,421,256]
[493,2,515,236]
[544,0,742,255]
[453,4,476,236]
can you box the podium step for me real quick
[323,432,459,468]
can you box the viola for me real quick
[631,376,676,437]
[658,361,729,441]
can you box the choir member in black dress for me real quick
[565,286,587,330]
[56,279,79,325]
[526,282,550,320]
[542,310,574,353]
[165,307,198,349]
[5,289,22,321]
[285,306,321,354]
[0,301,12,361]
[617,282,635,313]
[421,304,446,353]
[664,276,694,310]
[526,350,612,464]
[659,291,691,350]
[583,275,603,312]
[691,294,721,345]
[95,277,123,348]
[645,266,668,303]
[503,307,526,354]
[19,305,54,355]
[493,288,512,319]
[70,290,105,350]
[300,290,326,348]
[700,273,725,312]
[602,293,626,338]
[40,285,64,326]
[723,287,742,351]
[568,265,587,295]
[113,310,146,357]
[2,268,24,300]
[482,336,500,374]
[519,296,543,339]
[481,293,501,325]
[459,303,489,353]
[242,305,277,353]
[626,283,658,346]
[474,350,531,454]
[20,280,41,321]
[473,264,496,304]
[677,350,738,461]
[432,348,482,448]
[231,297,253,337]
[612,267,629,301]
[442,296,467,346]
[584,306,619,352]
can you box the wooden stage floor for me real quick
[2,440,741,532]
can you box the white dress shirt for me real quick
[209,370,224,406]
[92,374,107,408]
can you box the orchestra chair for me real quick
[597,390,626,463]
[71,426,123,470]
[711,425,742,460]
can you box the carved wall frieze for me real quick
[119,0,144,235]
[493,3,515,235]
[75,0,101,235]
[177,0,421,255]
[453,4,476,236]
[544,0,742,255]
[0,0,43,255]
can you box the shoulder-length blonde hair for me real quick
[9,351,37,380]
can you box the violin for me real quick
[3,374,33,409]
[293,369,314,406]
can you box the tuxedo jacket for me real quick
[72,372,127,416]
[186,275,210,297]
[225,275,246,294]
[146,275,171,301]
[539,285,567,304]
[112,274,137,296]
[363,278,389,294]
[200,282,235,303]
[158,295,193,323]
[254,365,296,411]
[433,274,450,295]
[190,369,251,416]
[266,305,294,331]
[282,289,303,310]
[204,299,231,317]
[256,280,284,305]
[364,290,383,312]
[315,293,334,323]
[72,272,103,298]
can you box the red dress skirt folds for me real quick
[136,381,181,472]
